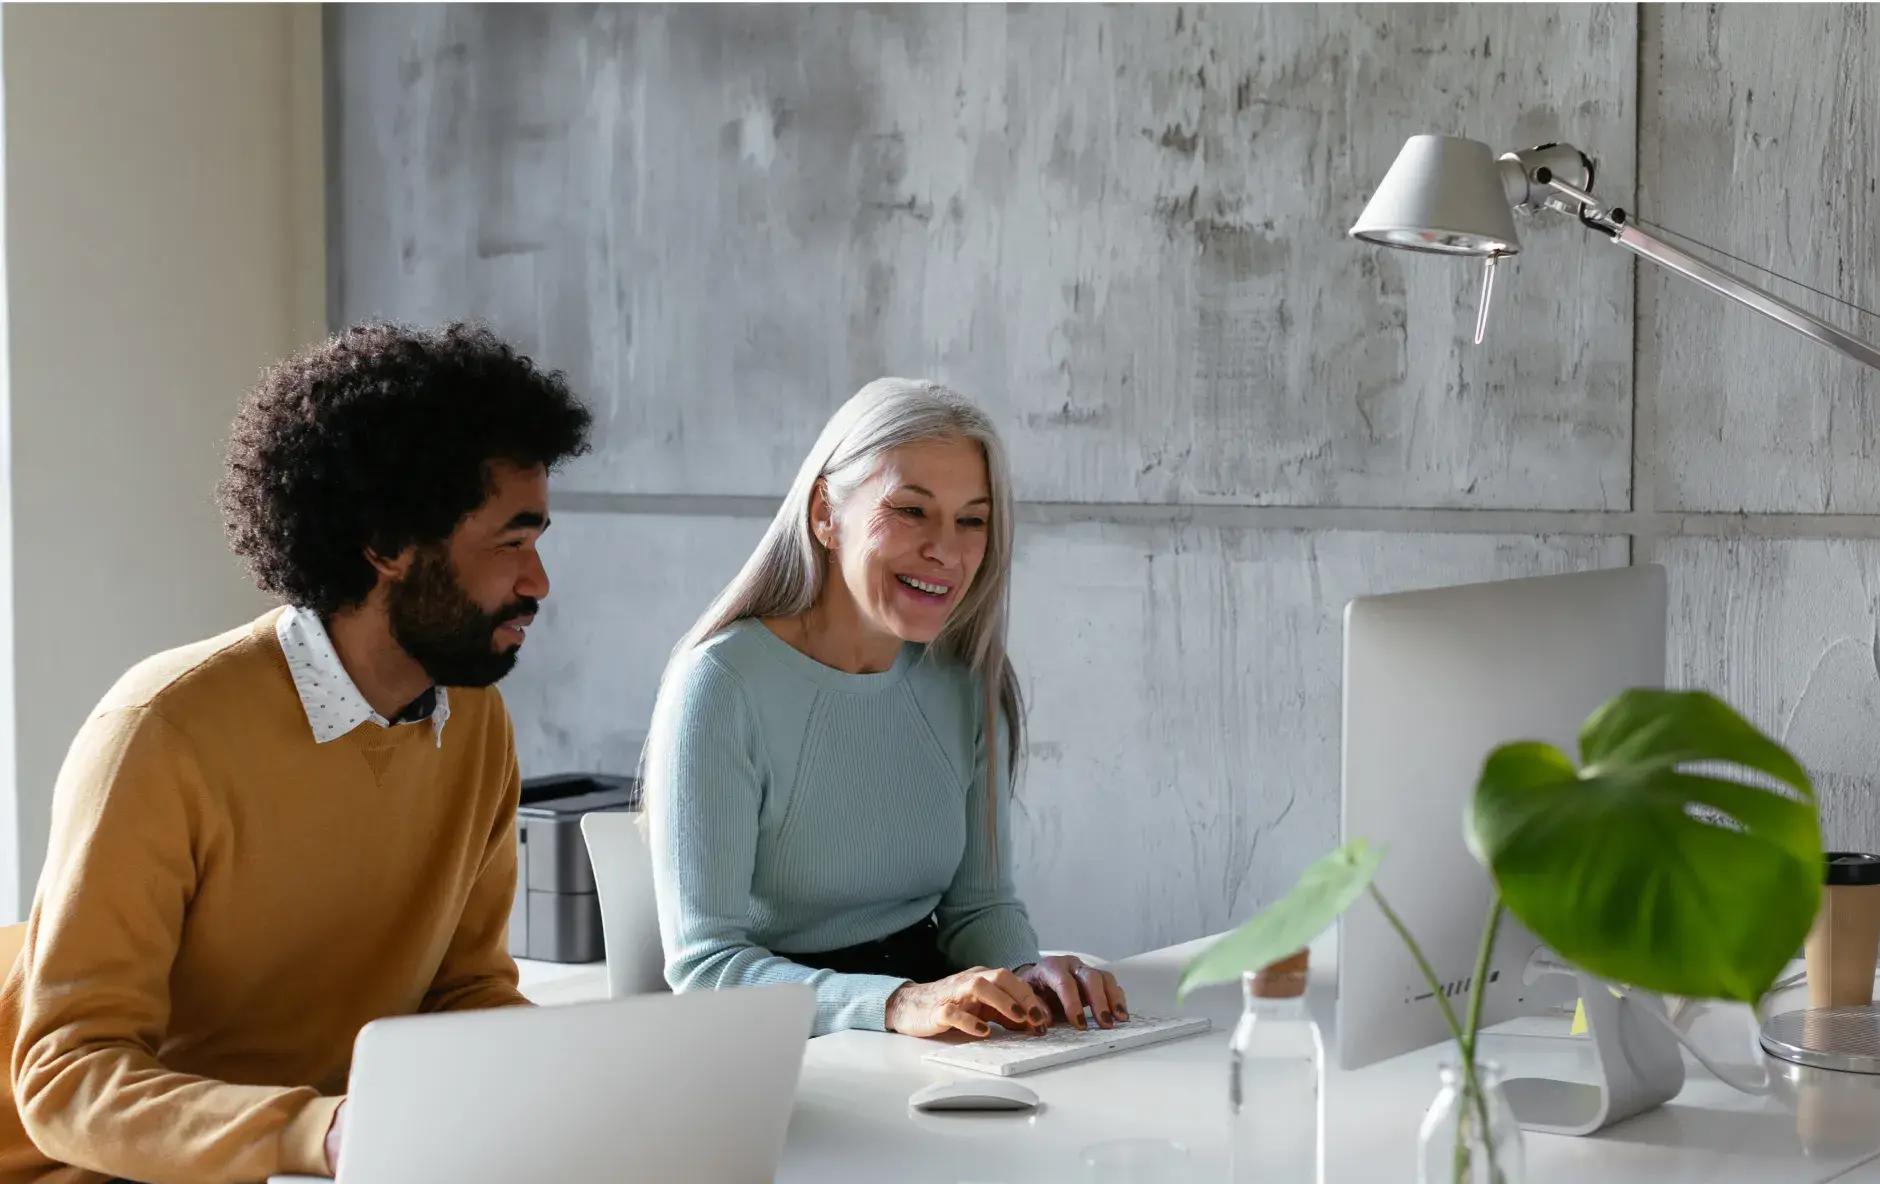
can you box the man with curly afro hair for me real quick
[0,322,593,1184]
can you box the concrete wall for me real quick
[0,3,327,918]
[329,3,1880,958]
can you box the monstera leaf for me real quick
[1179,840,1381,999]
[1467,689,1821,1004]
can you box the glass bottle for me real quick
[1229,949,1325,1184]
[1416,1060,1525,1184]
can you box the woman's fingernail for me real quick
[1101,1011,1115,1026]
[1030,1005,1048,1021]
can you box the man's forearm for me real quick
[426,978,532,1011]
[16,1041,342,1184]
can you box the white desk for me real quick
[777,937,1880,1183]
[515,957,607,1006]
[515,942,1880,1181]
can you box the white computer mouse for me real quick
[908,1078,1041,1113]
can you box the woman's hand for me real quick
[885,967,1053,1038]
[1017,955,1129,1029]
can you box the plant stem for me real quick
[1462,902,1502,1065]
[1371,885,1504,1183]
[1367,885,1467,1048]
[1460,902,1505,1183]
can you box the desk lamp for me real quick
[1353,135,1880,1090]
[1348,134,1880,371]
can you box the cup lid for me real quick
[1825,852,1880,886]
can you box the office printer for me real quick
[508,773,639,963]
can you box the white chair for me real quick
[579,811,670,997]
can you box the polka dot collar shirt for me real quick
[274,605,452,746]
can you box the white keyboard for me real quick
[922,1015,1211,1077]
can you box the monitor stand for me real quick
[1499,972,1686,1136]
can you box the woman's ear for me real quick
[809,481,837,550]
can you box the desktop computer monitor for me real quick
[1335,564,1668,1071]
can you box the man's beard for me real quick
[386,547,535,688]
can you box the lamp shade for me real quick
[1349,135,1520,256]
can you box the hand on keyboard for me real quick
[1014,956,1129,1030]
[885,967,1053,1038]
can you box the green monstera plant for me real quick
[1181,689,1821,1182]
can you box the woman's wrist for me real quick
[884,981,914,1032]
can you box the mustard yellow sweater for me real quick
[0,611,527,1184]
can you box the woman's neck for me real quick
[767,592,902,675]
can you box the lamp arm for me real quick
[1613,222,1880,372]
[1541,174,1880,373]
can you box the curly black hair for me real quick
[218,321,594,616]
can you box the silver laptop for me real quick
[270,983,814,1184]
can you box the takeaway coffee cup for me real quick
[1805,852,1880,1010]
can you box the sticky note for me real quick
[1569,987,1626,1035]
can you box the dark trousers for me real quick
[786,916,954,983]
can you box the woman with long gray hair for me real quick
[642,379,1124,1039]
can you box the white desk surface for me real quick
[773,936,1880,1184]
[517,941,1880,1182]
[515,957,607,1006]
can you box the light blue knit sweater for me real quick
[644,619,1040,1036]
